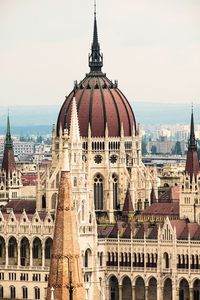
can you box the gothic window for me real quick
[10,286,15,299]
[85,250,89,268]
[164,252,169,268]
[45,238,52,259]
[0,237,5,257]
[137,200,142,211]
[22,287,28,299]
[112,174,119,210]
[33,238,41,259]
[81,202,85,221]
[74,177,77,187]
[8,237,17,258]
[34,287,40,300]
[0,286,3,298]
[42,195,46,209]
[94,174,103,210]
[85,249,91,268]
[51,193,57,210]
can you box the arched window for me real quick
[42,195,46,209]
[34,287,40,300]
[94,174,103,210]
[20,238,30,266]
[10,286,15,299]
[45,238,52,259]
[82,202,85,221]
[0,286,3,298]
[22,286,28,299]
[0,237,5,258]
[74,177,77,187]
[112,174,118,209]
[51,193,57,210]
[164,252,169,268]
[8,237,17,258]
[85,249,91,268]
[33,238,42,260]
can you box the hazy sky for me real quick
[0,0,200,107]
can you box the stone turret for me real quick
[47,135,85,300]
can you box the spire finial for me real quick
[94,0,96,17]
[89,0,103,73]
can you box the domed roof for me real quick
[57,11,136,138]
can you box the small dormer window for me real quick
[0,218,2,222]
[48,219,51,223]
[23,218,26,222]
[35,219,38,223]
[11,218,14,222]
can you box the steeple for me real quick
[89,0,103,73]
[2,114,16,175]
[5,114,13,150]
[188,106,196,150]
[185,108,199,180]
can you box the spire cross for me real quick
[94,0,96,17]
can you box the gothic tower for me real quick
[180,109,200,222]
[47,132,85,300]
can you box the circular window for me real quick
[110,155,117,164]
[94,155,103,164]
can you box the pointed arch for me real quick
[94,173,104,210]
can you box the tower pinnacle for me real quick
[2,114,16,175]
[5,114,13,150]
[185,107,199,179]
[189,105,196,150]
[89,0,103,73]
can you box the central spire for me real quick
[89,0,103,73]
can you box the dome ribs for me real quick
[114,88,131,136]
[97,77,107,134]
[88,77,95,136]
[116,88,136,136]
[92,79,105,137]
[107,85,121,137]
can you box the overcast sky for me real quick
[0,0,200,107]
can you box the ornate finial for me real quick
[89,0,103,73]
[94,0,96,17]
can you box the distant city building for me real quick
[0,138,34,156]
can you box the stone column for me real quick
[42,243,45,267]
[17,245,20,266]
[106,285,110,300]
[30,242,33,267]
[189,288,193,300]
[119,285,123,300]
[172,284,179,300]
[5,242,8,266]
[145,285,148,300]
[132,286,135,300]
[157,286,163,300]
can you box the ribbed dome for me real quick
[56,11,136,138]
[57,74,136,138]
